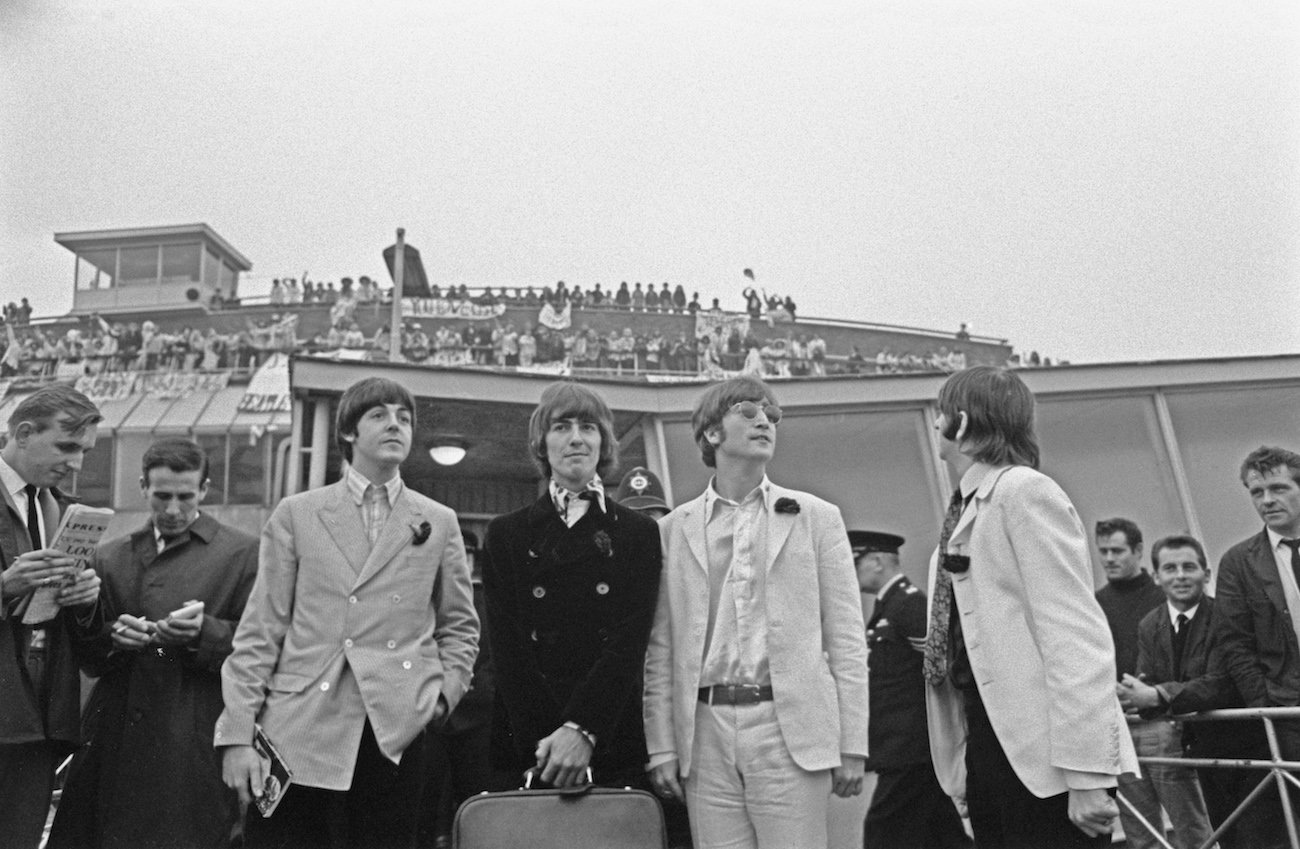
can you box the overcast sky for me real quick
[2,0,1297,364]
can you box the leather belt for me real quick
[698,684,774,706]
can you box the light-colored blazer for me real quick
[643,482,869,777]
[216,480,479,790]
[925,464,1139,800]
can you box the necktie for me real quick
[923,489,966,685]
[23,484,42,551]
[1171,613,1189,680]
[1284,539,1300,592]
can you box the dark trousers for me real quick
[0,740,60,849]
[243,721,425,849]
[416,721,493,846]
[865,763,972,849]
[963,686,1109,849]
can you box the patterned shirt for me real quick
[345,464,403,545]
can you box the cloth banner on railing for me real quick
[75,371,139,402]
[537,302,572,331]
[237,353,291,412]
[430,349,473,367]
[141,371,231,400]
[402,299,506,320]
[517,361,571,377]
[694,311,750,346]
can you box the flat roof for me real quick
[54,223,252,270]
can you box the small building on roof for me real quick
[55,223,251,315]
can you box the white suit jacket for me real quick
[216,480,478,790]
[925,464,1139,799]
[643,482,869,777]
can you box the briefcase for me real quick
[453,775,667,849]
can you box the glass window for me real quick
[160,243,201,286]
[203,249,221,288]
[1165,386,1300,563]
[76,249,116,290]
[72,439,113,507]
[228,435,267,505]
[118,246,159,285]
[195,434,229,505]
[1036,394,1188,578]
[219,261,237,295]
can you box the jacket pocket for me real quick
[268,671,314,693]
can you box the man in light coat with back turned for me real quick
[218,377,478,849]
[923,366,1138,848]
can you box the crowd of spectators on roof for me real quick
[2,274,1066,384]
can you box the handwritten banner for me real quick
[238,353,291,412]
[401,299,506,320]
[75,371,140,402]
[140,371,230,400]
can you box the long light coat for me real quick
[216,480,479,790]
[924,464,1139,799]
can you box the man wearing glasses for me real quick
[644,375,869,849]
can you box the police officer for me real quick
[613,466,670,519]
[853,530,970,849]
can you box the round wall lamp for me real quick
[428,440,468,466]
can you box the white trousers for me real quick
[684,699,831,849]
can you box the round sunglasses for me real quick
[729,400,783,424]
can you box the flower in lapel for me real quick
[592,529,613,558]
[941,553,970,574]
[774,497,800,515]
[411,520,432,546]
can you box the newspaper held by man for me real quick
[22,503,114,624]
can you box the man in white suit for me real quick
[218,377,478,849]
[922,366,1137,848]
[644,374,869,849]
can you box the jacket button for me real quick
[348,596,358,604]
[344,639,354,648]
[320,682,330,691]
[596,582,610,595]
[402,660,412,670]
[392,594,402,603]
[387,640,397,649]
[533,586,546,598]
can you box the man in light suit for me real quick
[644,374,869,849]
[218,377,479,849]
[922,366,1137,848]
[0,384,104,849]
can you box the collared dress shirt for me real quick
[345,464,403,545]
[548,477,606,528]
[699,476,772,688]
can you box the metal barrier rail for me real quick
[1119,706,1300,849]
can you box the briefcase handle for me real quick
[522,766,595,797]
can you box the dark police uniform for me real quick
[863,565,971,849]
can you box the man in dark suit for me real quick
[1113,535,1217,849]
[1119,534,1264,849]
[0,384,104,848]
[481,382,661,789]
[1213,445,1300,848]
[853,530,970,849]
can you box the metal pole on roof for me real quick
[389,228,405,362]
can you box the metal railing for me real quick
[1119,706,1300,849]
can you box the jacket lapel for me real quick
[765,486,796,574]
[681,494,709,576]
[1252,531,1289,617]
[320,482,370,577]
[947,465,1011,551]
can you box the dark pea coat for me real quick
[481,492,661,782]
[48,513,258,849]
